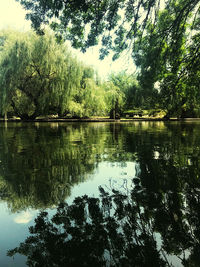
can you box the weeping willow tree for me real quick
[102,81,125,119]
[0,30,83,120]
[0,30,111,119]
[68,64,107,118]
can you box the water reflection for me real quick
[14,211,33,224]
[8,172,200,266]
[0,123,107,211]
[0,122,140,211]
[3,121,200,266]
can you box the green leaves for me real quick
[0,30,110,119]
[0,30,74,118]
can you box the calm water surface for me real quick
[0,121,200,266]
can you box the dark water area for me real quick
[0,121,200,266]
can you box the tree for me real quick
[0,30,80,120]
[0,30,110,120]
[108,72,145,110]
[103,81,124,119]
[68,64,107,118]
[134,5,200,117]
[17,0,199,60]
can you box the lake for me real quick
[0,121,200,266]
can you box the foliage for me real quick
[123,108,166,118]
[102,81,124,119]
[108,72,142,109]
[69,65,107,118]
[16,0,198,58]
[17,0,200,117]
[134,3,200,117]
[0,30,110,120]
[0,30,79,119]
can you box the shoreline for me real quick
[1,117,200,123]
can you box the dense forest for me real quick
[0,0,199,119]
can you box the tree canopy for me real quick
[17,0,199,58]
[0,30,80,119]
[0,30,120,120]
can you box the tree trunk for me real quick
[113,109,115,120]
[4,112,7,121]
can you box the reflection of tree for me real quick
[0,123,109,211]
[0,122,142,211]
[8,185,166,267]
[8,173,200,267]
[1,121,200,214]
[7,121,200,266]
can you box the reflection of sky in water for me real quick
[14,211,34,224]
[68,161,136,202]
[0,203,36,266]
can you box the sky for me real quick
[0,0,136,79]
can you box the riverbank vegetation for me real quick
[0,30,144,120]
[0,0,199,120]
